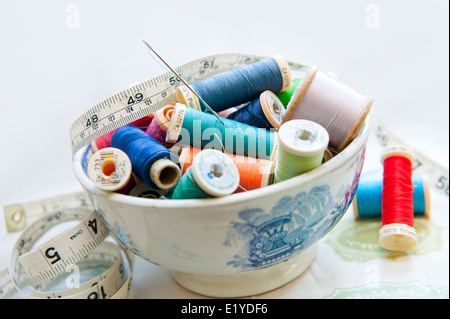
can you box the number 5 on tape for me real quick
[18,210,109,286]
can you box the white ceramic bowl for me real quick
[72,55,370,297]
[73,121,369,298]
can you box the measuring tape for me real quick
[3,192,93,233]
[69,53,310,156]
[370,114,449,199]
[1,205,134,299]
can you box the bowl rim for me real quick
[72,118,370,209]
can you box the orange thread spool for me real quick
[379,144,418,251]
[173,146,274,193]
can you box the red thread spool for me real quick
[379,144,418,251]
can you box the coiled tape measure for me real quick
[2,53,448,299]
[1,201,134,299]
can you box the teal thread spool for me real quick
[353,175,431,219]
[274,119,329,183]
[170,149,240,199]
[166,103,276,159]
[276,78,302,108]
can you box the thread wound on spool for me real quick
[87,147,134,193]
[146,103,175,145]
[276,78,302,108]
[226,91,285,129]
[283,66,372,151]
[353,175,431,219]
[175,146,275,193]
[170,149,240,199]
[378,144,417,251]
[274,120,329,183]
[166,103,275,160]
[111,125,181,190]
[176,56,291,113]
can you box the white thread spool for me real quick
[191,149,240,197]
[282,66,373,151]
[87,147,133,192]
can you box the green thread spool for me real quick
[276,78,302,108]
[166,103,276,159]
[170,149,240,199]
[274,119,329,183]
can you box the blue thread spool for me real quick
[226,91,285,130]
[170,149,240,199]
[166,103,276,159]
[111,125,181,190]
[176,55,292,113]
[353,175,431,219]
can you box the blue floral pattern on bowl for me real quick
[224,149,364,270]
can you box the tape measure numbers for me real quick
[2,207,134,299]
[69,53,310,155]
[17,209,109,286]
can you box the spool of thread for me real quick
[276,78,302,108]
[128,183,168,199]
[170,149,240,199]
[282,66,373,151]
[166,103,276,159]
[145,103,175,145]
[354,175,431,219]
[378,144,418,251]
[87,147,136,194]
[110,125,181,190]
[176,55,292,113]
[174,146,275,193]
[226,91,285,129]
[91,114,154,152]
[274,119,329,183]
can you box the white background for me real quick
[0,0,448,298]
